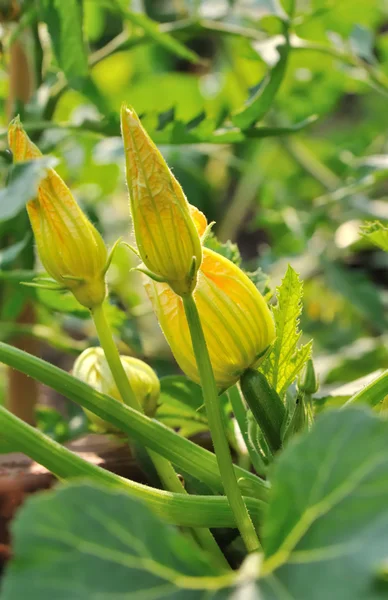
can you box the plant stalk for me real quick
[0,404,264,529]
[0,341,268,500]
[91,303,229,569]
[182,294,261,553]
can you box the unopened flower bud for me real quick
[145,247,276,391]
[8,118,108,309]
[299,359,319,395]
[120,105,202,296]
[73,347,160,431]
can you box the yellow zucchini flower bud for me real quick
[73,347,160,431]
[120,105,202,296]
[145,247,276,391]
[8,118,108,309]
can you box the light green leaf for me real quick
[261,265,312,396]
[0,234,31,269]
[204,232,242,266]
[360,221,388,252]
[1,483,226,599]
[40,0,88,80]
[0,157,57,222]
[259,407,388,600]
[112,4,200,64]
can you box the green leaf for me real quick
[0,233,31,269]
[0,157,57,222]
[345,369,388,408]
[113,5,200,64]
[246,268,272,296]
[1,482,226,600]
[232,42,290,130]
[204,232,242,266]
[39,0,88,80]
[349,24,375,63]
[157,375,209,438]
[360,221,388,252]
[261,265,312,397]
[258,407,388,600]
[5,409,388,599]
[324,262,387,331]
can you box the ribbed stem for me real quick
[91,303,229,569]
[183,294,261,553]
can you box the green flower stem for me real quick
[91,303,228,569]
[182,294,261,553]
[0,342,268,500]
[0,404,264,529]
[228,386,266,477]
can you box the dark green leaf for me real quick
[1,482,223,600]
[324,262,387,330]
[40,0,88,80]
[0,157,57,222]
[258,407,388,600]
[232,42,290,129]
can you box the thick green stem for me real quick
[0,341,268,500]
[0,404,264,529]
[183,295,261,553]
[91,303,228,569]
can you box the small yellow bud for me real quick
[8,118,108,309]
[120,105,203,296]
[73,347,160,431]
[145,247,276,391]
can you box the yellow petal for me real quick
[8,119,108,308]
[121,105,202,296]
[145,248,275,390]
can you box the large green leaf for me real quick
[258,407,388,599]
[1,483,225,600]
[4,408,388,599]
[40,0,88,81]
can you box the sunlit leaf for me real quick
[360,221,388,252]
[261,265,312,396]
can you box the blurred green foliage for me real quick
[0,0,387,414]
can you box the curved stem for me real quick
[182,294,261,553]
[91,303,229,569]
[0,404,264,529]
[0,341,268,500]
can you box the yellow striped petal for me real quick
[8,118,108,309]
[145,248,275,390]
[120,105,202,296]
